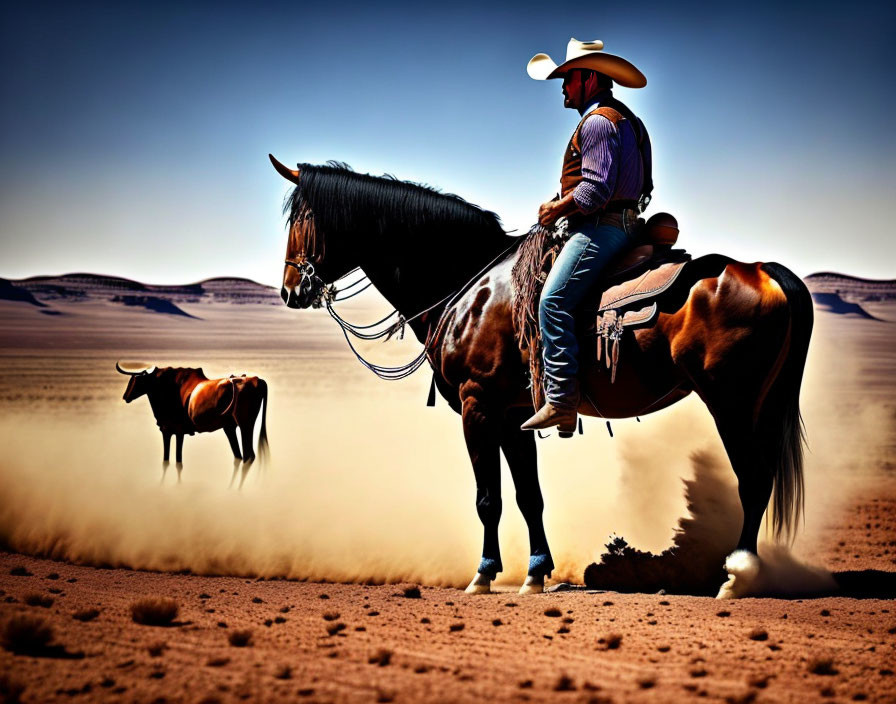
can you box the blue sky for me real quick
[2,1,894,285]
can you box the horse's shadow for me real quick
[831,571,896,599]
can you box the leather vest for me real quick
[560,106,623,197]
[560,101,651,209]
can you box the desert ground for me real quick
[0,272,893,703]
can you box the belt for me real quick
[568,208,639,234]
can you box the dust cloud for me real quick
[0,301,892,592]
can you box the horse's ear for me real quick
[269,154,301,184]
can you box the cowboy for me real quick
[521,39,652,434]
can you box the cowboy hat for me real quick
[527,38,646,88]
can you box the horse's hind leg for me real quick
[713,407,773,599]
[501,408,554,594]
[461,393,502,594]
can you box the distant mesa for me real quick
[804,272,896,301]
[804,272,893,321]
[111,295,198,318]
[0,278,47,307]
[2,272,282,311]
[810,292,880,320]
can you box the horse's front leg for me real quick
[461,391,502,595]
[501,408,554,594]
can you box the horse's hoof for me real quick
[519,576,544,594]
[464,573,491,595]
[715,550,760,599]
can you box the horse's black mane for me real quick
[283,161,506,241]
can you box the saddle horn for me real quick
[269,154,301,184]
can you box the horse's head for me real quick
[270,154,357,309]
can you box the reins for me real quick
[296,237,524,382]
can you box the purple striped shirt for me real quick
[571,93,651,214]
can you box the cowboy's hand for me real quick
[538,200,561,227]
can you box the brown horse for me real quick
[116,364,269,486]
[270,156,812,598]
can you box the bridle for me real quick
[283,237,524,381]
[284,257,318,286]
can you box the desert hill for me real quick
[2,273,281,312]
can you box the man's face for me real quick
[562,70,599,110]
[561,71,583,110]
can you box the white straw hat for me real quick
[527,38,646,88]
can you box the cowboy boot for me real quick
[520,403,577,434]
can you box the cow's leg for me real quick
[161,431,172,485]
[223,424,242,460]
[461,390,502,595]
[501,408,554,594]
[175,434,184,483]
[239,421,256,464]
[162,430,172,462]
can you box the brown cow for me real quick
[116,363,269,485]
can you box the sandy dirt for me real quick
[0,275,894,702]
[0,491,894,704]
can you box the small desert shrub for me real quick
[748,628,768,641]
[273,664,292,680]
[808,657,838,675]
[1,614,54,654]
[402,586,421,599]
[228,629,252,647]
[146,641,167,657]
[544,607,562,617]
[322,612,340,621]
[0,673,26,703]
[368,648,392,666]
[206,656,230,667]
[130,597,178,626]
[9,567,32,577]
[23,593,54,608]
[598,632,622,650]
[554,674,575,691]
[449,623,465,632]
[326,622,346,636]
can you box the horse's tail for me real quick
[257,379,269,462]
[758,262,813,542]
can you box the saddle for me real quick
[511,212,690,406]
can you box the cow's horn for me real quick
[116,361,155,375]
[269,154,301,184]
[115,361,136,375]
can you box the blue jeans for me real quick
[539,221,629,408]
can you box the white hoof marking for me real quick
[715,550,761,599]
[464,573,491,595]
[519,575,544,595]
